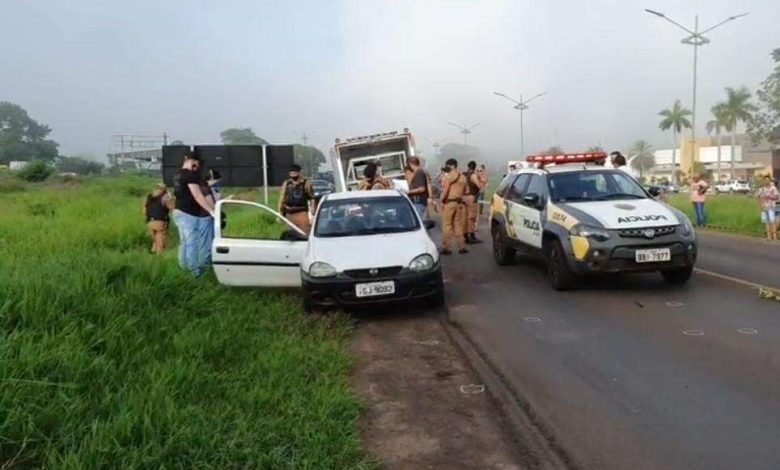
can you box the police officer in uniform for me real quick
[462,160,483,244]
[439,158,468,255]
[279,164,315,233]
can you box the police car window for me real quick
[314,196,419,237]
[507,174,531,202]
[548,171,646,202]
[495,175,514,198]
[525,175,547,199]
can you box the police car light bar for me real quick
[526,152,607,167]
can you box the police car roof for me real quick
[325,189,402,201]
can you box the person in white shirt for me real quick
[610,151,630,173]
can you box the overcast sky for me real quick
[1,0,778,164]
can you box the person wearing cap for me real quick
[462,160,483,244]
[279,164,315,233]
[439,158,468,254]
[143,183,173,254]
[172,152,215,277]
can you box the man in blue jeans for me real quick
[406,157,429,221]
[172,153,215,277]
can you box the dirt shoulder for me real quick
[351,309,522,469]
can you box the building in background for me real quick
[107,149,162,172]
[648,135,776,183]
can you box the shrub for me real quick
[17,160,55,182]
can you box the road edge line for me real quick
[694,268,780,292]
[439,309,577,470]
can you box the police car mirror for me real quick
[523,193,540,207]
[648,186,661,197]
[423,219,436,230]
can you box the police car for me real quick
[489,153,697,290]
[211,190,443,311]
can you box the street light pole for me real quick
[645,9,747,170]
[493,91,545,158]
[446,122,482,147]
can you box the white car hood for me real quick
[567,199,680,229]
[308,230,433,270]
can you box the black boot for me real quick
[471,233,482,244]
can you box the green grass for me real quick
[667,193,767,237]
[0,176,371,468]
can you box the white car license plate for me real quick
[635,248,671,263]
[355,281,395,298]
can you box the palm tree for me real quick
[706,104,728,182]
[629,140,655,178]
[658,99,692,185]
[717,86,757,180]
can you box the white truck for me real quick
[330,129,416,192]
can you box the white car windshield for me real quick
[549,171,648,203]
[314,196,420,237]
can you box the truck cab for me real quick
[331,129,416,193]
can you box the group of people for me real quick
[142,152,224,277]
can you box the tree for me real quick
[0,101,59,164]
[540,145,564,155]
[293,144,327,177]
[56,156,105,175]
[718,86,757,180]
[658,99,692,185]
[748,48,780,149]
[219,128,269,145]
[17,160,54,182]
[629,140,655,178]
[438,143,481,163]
[706,104,729,181]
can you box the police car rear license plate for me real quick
[355,281,395,298]
[635,248,671,263]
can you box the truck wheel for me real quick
[492,225,516,265]
[546,239,576,290]
[661,266,693,285]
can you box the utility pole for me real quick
[493,91,545,158]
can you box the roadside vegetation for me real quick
[0,176,371,468]
[667,193,766,237]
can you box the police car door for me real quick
[516,173,545,249]
[211,200,307,287]
[504,174,531,242]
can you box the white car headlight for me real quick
[680,218,695,239]
[569,223,610,242]
[308,262,337,278]
[409,254,435,272]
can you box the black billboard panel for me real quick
[162,145,192,168]
[266,145,294,186]
[194,145,229,167]
[229,167,265,187]
[230,145,263,167]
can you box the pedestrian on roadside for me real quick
[462,161,483,244]
[690,173,709,228]
[757,175,779,241]
[143,183,172,254]
[279,164,315,233]
[172,153,215,277]
[406,157,429,221]
[439,158,468,255]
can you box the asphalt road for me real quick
[440,227,780,470]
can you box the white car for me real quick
[714,180,751,194]
[211,190,443,311]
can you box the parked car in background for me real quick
[714,180,751,194]
[310,179,335,200]
[657,183,679,194]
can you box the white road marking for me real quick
[737,328,758,335]
[695,268,780,292]
[459,384,486,394]
[683,329,704,336]
[666,301,684,308]
[524,316,542,322]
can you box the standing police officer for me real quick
[279,164,315,233]
[439,158,468,255]
[462,160,483,244]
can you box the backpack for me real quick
[286,179,308,208]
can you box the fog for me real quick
[1,0,778,166]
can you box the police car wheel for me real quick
[660,266,693,285]
[492,226,516,266]
[546,239,576,291]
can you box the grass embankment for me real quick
[0,176,370,468]
[667,193,767,237]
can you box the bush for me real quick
[17,160,55,182]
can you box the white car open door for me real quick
[212,200,307,287]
